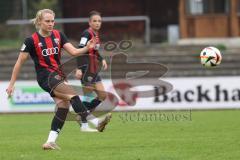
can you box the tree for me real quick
[28,0,62,18]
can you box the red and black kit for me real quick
[20,29,68,96]
[77,28,103,85]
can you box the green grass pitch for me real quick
[0,110,239,160]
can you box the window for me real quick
[186,0,229,15]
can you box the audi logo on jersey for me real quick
[42,47,59,56]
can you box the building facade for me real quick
[62,0,239,42]
[179,0,239,38]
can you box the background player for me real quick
[75,11,111,132]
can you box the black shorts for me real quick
[80,66,102,86]
[37,69,66,97]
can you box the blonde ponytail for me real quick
[31,9,55,30]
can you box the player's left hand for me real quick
[75,69,83,80]
[102,59,107,70]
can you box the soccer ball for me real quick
[200,47,222,67]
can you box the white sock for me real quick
[81,122,89,129]
[46,130,59,143]
[87,114,99,127]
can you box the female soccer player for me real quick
[75,11,111,132]
[6,9,100,150]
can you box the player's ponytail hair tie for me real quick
[31,9,55,30]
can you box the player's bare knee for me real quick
[54,98,70,109]
[59,101,70,109]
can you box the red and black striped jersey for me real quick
[20,30,68,73]
[77,28,103,73]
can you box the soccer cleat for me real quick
[42,142,61,150]
[96,113,112,132]
[81,126,98,132]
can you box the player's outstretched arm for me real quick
[6,52,28,97]
[63,38,96,56]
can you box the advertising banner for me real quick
[1,76,240,112]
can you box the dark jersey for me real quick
[77,28,103,73]
[20,30,68,74]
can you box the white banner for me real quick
[1,76,240,112]
[116,76,240,110]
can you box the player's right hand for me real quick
[6,85,14,98]
[75,69,83,80]
[87,38,96,49]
